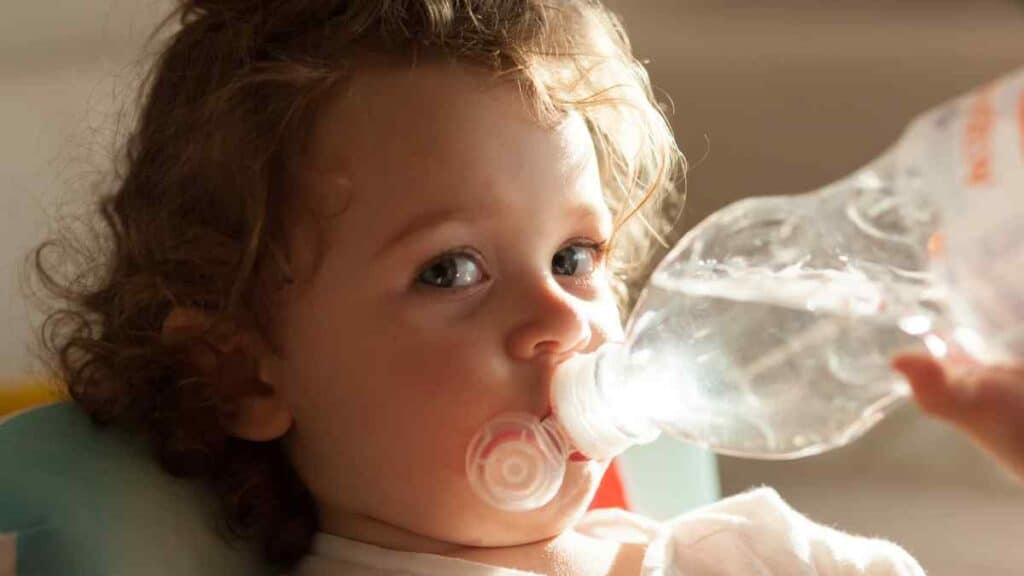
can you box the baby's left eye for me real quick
[552,243,604,277]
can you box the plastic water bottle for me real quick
[466,66,1024,511]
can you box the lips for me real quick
[540,408,590,462]
[481,429,589,462]
[569,450,590,462]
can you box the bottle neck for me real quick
[550,343,661,460]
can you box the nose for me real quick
[505,278,594,365]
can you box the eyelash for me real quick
[415,239,610,292]
[582,239,610,263]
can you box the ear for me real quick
[162,307,294,442]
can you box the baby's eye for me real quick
[552,243,605,277]
[417,252,486,289]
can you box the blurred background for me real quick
[2,1,1023,574]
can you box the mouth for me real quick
[539,409,591,462]
[539,409,590,462]
[568,450,591,462]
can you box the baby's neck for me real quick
[451,528,646,576]
[322,514,646,575]
[322,513,465,556]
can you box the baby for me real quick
[33,0,925,574]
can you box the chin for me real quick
[451,458,609,547]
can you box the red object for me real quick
[588,459,630,510]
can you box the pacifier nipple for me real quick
[466,412,570,511]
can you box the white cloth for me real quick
[292,488,925,575]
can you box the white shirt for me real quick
[292,488,925,575]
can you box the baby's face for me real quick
[268,62,622,550]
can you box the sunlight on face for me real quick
[270,62,624,550]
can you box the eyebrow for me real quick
[374,207,486,258]
[376,202,612,259]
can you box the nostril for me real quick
[533,341,560,355]
[538,350,575,367]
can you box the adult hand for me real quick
[892,353,1024,483]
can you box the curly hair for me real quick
[31,0,685,568]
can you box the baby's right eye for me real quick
[416,252,487,289]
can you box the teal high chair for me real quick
[0,398,718,575]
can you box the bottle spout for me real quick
[551,343,660,461]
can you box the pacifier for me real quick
[465,412,572,511]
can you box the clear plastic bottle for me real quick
[467,66,1024,511]
[557,65,1024,461]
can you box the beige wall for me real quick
[609,0,1024,234]
[3,1,1023,574]
[2,0,166,377]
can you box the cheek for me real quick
[366,345,507,482]
[334,317,506,438]
[289,325,501,482]
[588,289,625,343]
[378,319,501,394]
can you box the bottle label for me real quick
[903,67,1024,360]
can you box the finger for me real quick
[936,361,1024,420]
[891,353,959,419]
[938,363,1024,481]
